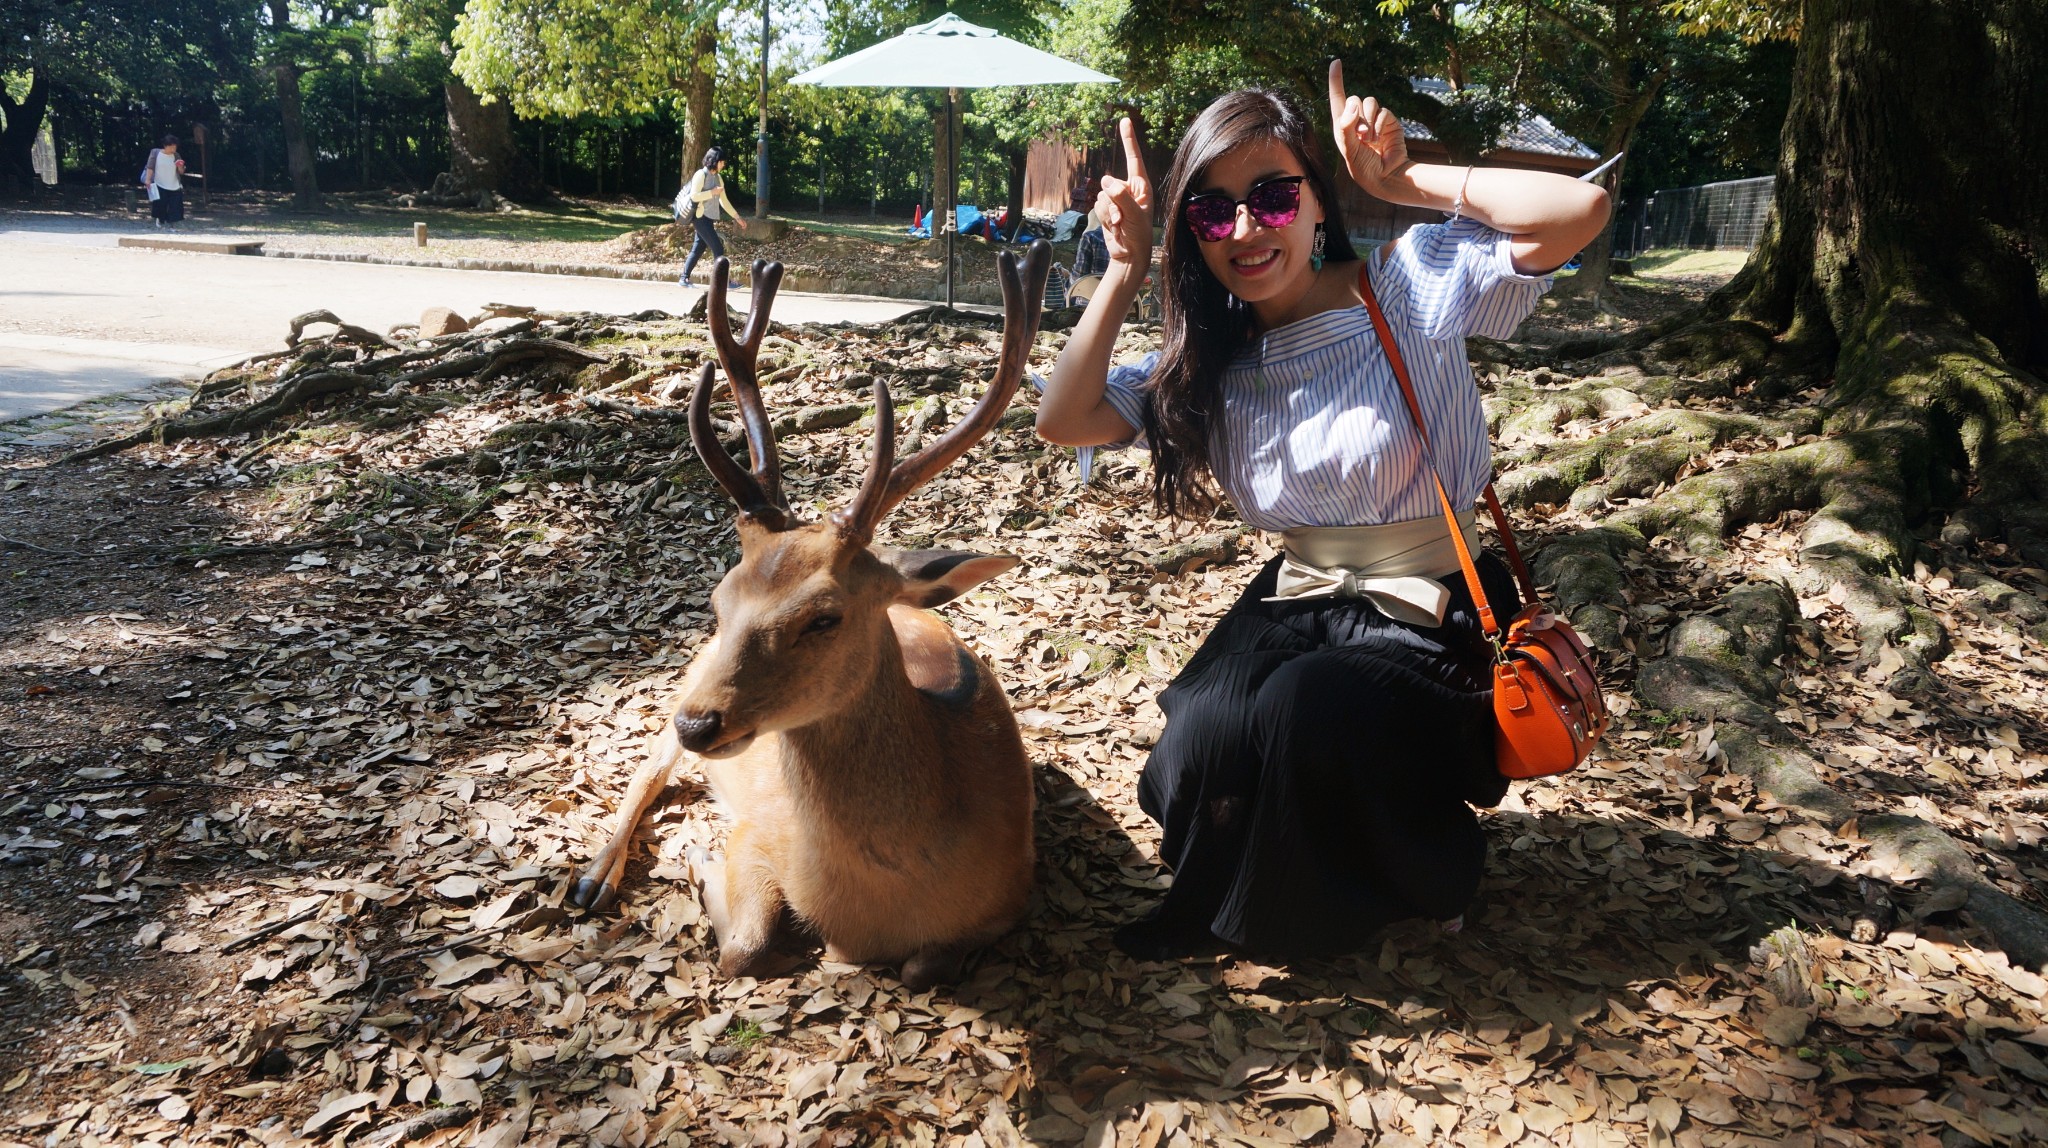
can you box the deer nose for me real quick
[673,709,723,752]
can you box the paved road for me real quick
[0,218,926,423]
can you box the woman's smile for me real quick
[1230,246,1283,276]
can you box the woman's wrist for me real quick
[1102,261,1149,297]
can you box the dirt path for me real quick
[2,273,2044,1147]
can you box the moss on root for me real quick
[1498,407,1822,511]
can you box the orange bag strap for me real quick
[1355,265,1539,635]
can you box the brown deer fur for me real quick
[571,248,1052,990]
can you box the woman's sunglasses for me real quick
[1183,175,1306,242]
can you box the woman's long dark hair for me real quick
[1144,90,1359,519]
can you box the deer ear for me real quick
[882,549,1021,608]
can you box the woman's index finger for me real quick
[1327,58,1349,121]
[1119,117,1149,183]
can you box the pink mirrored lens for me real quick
[1245,179,1302,227]
[1184,196,1238,241]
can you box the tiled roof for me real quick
[1398,77,1600,160]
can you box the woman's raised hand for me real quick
[1328,59,1410,196]
[1096,117,1154,269]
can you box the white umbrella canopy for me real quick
[790,13,1117,307]
[790,13,1116,89]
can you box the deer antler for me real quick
[695,258,792,528]
[836,242,1051,541]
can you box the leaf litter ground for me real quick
[1,277,2045,1148]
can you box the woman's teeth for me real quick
[1232,249,1279,269]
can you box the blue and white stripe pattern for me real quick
[1073,218,1549,530]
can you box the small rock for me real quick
[419,307,471,338]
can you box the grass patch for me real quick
[211,200,668,245]
[1626,248,1752,278]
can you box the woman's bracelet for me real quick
[1450,166,1474,221]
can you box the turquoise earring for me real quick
[1311,223,1326,272]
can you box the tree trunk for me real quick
[1714,0,2048,520]
[931,103,959,231]
[0,68,49,194]
[275,61,320,210]
[267,1,319,211]
[1555,70,1661,303]
[682,22,717,187]
[443,80,539,202]
[1003,143,1027,236]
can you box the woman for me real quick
[1035,64,1609,960]
[141,135,186,229]
[676,147,750,287]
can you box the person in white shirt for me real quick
[141,135,186,228]
[1034,68,1610,960]
[673,147,750,287]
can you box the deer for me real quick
[568,246,1052,990]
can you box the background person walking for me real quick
[675,147,749,287]
[141,134,186,228]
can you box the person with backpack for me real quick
[674,147,750,287]
[141,135,187,228]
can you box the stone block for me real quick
[419,307,471,338]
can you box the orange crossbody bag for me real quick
[1357,266,1609,779]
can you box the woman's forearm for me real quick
[1374,163,1610,272]
[1036,264,1145,447]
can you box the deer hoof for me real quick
[569,876,617,912]
[720,945,804,981]
[900,947,965,992]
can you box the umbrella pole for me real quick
[945,86,957,311]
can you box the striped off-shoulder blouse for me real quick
[1061,217,1551,531]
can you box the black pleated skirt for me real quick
[1126,550,1520,959]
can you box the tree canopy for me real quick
[3,0,1797,225]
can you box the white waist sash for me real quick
[1265,510,1479,627]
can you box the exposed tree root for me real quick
[60,371,373,464]
[1505,291,2048,966]
[1631,580,2048,969]
[286,308,396,350]
[1498,406,1820,511]
[1523,421,1949,688]
[59,337,615,466]
[1485,366,1740,442]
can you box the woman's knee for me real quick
[1250,652,1393,731]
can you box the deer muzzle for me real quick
[673,708,754,757]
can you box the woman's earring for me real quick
[1311,223,1326,272]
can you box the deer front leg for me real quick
[569,729,681,911]
[706,824,801,979]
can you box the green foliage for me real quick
[1457,0,1790,195]
[452,0,724,118]
[820,0,1053,57]
[1661,0,1800,43]
[1117,0,1439,137]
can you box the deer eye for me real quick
[802,613,842,636]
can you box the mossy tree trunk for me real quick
[1706,0,2048,547]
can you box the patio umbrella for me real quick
[791,13,1116,308]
